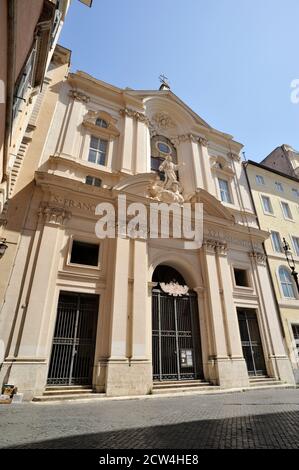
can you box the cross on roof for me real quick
[159,74,169,86]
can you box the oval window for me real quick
[157,141,171,154]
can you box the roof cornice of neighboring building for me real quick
[52,44,71,65]
[244,159,299,184]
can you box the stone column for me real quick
[1,205,71,399]
[249,251,295,384]
[119,108,135,173]
[134,117,148,174]
[202,240,229,385]
[61,91,89,157]
[198,138,215,195]
[215,242,249,387]
[190,135,204,190]
[129,238,152,394]
[105,235,132,396]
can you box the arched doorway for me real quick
[152,265,203,381]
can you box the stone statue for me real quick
[148,155,185,204]
[158,155,181,190]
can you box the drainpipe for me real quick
[243,161,285,339]
[2,0,17,190]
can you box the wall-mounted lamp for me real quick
[0,238,8,258]
[282,237,299,294]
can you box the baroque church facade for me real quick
[0,45,295,400]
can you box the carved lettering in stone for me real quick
[50,195,96,214]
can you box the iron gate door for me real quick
[47,292,99,386]
[237,309,266,376]
[152,289,203,381]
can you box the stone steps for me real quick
[33,393,105,402]
[152,380,218,395]
[249,377,292,389]
[33,385,104,402]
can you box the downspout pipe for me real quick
[3,0,17,188]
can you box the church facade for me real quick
[0,46,295,400]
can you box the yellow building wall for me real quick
[247,163,299,380]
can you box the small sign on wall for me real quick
[180,349,193,368]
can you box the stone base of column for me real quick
[0,359,48,401]
[93,359,108,393]
[105,358,152,397]
[267,355,296,385]
[207,356,249,388]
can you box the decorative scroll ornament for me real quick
[160,281,189,297]
[152,112,175,130]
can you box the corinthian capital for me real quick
[69,89,90,103]
[38,204,72,226]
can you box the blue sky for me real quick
[60,0,299,161]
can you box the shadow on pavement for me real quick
[4,409,299,449]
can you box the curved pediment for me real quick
[113,173,157,198]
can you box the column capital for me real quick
[198,136,209,147]
[203,239,228,254]
[249,250,267,265]
[69,89,90,103]
[119,107,149,124]
[38,204,72,226]
[215,241,228,255]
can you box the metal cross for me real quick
[159,74,169,85]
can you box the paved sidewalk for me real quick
[1,388,299,449]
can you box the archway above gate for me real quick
[152,265,203,381]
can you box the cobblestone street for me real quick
[1,388,299,449]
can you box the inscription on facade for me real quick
[50,195,96,214]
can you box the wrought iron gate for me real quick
[152,288,203,381]
[47,292,99,386]
[237,309,266,376]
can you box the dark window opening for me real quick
[70,241,99,266]
[234,268,249,287]
[95,118,108,128]
[85,176,102,187]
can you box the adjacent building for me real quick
[0,0,92,215]
[0,56,294,400]
[245,151,299,383]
